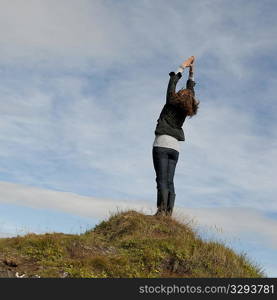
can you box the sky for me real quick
[0,0,276,277]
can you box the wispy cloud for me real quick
[1,181,277,249]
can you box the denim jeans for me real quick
[152,146,179,194]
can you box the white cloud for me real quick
[176,207,277,250]
[0,181,150,220]
[0,0,275,74]
[174,100,277,208]
[0,0,131,68]
[1,181,277,248]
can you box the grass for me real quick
[0,209,265,278]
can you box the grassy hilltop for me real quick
[0,210,265,278]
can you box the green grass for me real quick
[0,210,265,278]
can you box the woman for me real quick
[152,56,199,217]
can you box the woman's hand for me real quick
[180,56,195,69]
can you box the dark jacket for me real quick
[154,72,196,141]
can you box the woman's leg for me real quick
[152,147,169,191]
[167,149,179,216]
[167,149,179,194]
[152,147,170,215]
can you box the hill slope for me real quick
[0,210,265,278]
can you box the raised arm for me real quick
[166,72,182,103]
[186,59,196,95]
[166,56,195,103]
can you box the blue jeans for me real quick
[152,146,179,194]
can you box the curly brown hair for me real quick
[169,88,200,117]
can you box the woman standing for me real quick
[152,56,199,216]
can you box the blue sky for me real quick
[0,0,277,277]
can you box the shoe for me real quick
[153,188,168,217]
[166,208,173,217]
[154,208,166,217]
[166,192,176,217]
